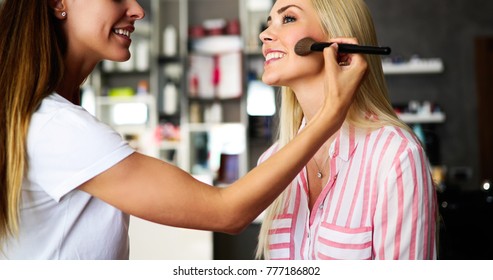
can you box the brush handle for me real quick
[311,42,391,55]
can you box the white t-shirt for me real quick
[1,93,135,259]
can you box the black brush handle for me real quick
[311,42,391,55]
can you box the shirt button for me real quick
[319,204,324,210]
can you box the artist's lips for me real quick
[112,25,135,42]
[113,28,131,37]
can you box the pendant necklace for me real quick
[312,153,331,179]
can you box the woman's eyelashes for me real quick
[264,13,296,29]
[282,14,296,24]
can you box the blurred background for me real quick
[4,0,492,259]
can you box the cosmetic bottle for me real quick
[135,38,150,71]
[162,79,178,115]
[163,25,177,57]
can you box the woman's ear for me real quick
[49,0,67,20]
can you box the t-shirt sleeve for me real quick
[28,106,135,202]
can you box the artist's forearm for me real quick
[220,109,344,232]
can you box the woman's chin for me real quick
[261,75,281,87]
[109,52,131,63]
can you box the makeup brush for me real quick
[294,37,391,56]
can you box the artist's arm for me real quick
[79,40,368,234]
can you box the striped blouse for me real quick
[258,122,437,260]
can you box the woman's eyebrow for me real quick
[277,4,302,14]
[266,4,303,23]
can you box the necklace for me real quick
[312,152,331,179]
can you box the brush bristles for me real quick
[294,37,317,56]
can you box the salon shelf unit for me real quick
[382,58,444,75]
[89,9,159,157]
[154,0,249,185]
[87,0,271,260]
[397,112,446,124]
[385,56,446,173]
[384,57,447,124]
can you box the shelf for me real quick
[190,35,243,55]
[382,59,444,75]
[158,56,184,64]
[397,112,446,124]
[96,95,155,105]
[101,70,150,76]
[244,48,263,56]
[160,140,182,150]
[186,122,245,132]
[188,96,243,102]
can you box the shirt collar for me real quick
[330,122,363,161]
[300,118,363,162]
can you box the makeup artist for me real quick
[0,0,367,259]
[255,0,438,260]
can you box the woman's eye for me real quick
[282,15,296,24]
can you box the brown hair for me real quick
[0,0,64,245]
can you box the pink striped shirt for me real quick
[259,122,437,260]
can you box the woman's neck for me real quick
[291,77,326,124]
[55,82,82,104]
[56,57,97,105]
[292,76,341,153]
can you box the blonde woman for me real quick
[0,0,367,259]
[256,0,437,260]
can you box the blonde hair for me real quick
[256,0,411,259]
[0,0,64,245]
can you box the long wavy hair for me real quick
[256,0,412,259]
[0,0,65,245]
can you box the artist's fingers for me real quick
[323,41,341,74]
[322,37,368,105]
[315,37,368,128]
[325,37,367,71]
[332,37,359,66]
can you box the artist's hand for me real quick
[320,37,368,123]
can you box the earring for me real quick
[61,11,67,17]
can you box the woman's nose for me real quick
[129,0,146,20]
[259,27,274,43]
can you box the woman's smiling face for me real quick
[60,0,145,64]
[260,0,327,88]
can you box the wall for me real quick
[366,0,493,191]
